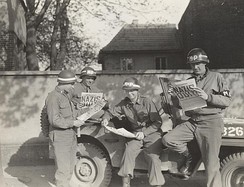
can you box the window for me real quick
[155,57,167,70]
[120,58,134,71]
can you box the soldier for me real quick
[162,48,231,187]
[72,67,102,110]
[45,70,84,187]
[101,77,165,187]
[74,67,100,93]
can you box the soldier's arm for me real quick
[46,96,74,129]
[207,74,231,108]
[102,101,124,121]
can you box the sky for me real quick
[75,0,190,49]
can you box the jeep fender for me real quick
[78,124,126,168]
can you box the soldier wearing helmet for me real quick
[162,48,231,187]
[101,77,165,187]
[187,48,209,64]
[72,67,103,111]
[44,70,84,187]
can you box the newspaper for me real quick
[77,99,106,121]
[104,125,136,138]
[171,79,207,111]
[79,92,103,108]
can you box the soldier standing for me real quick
[45,70,84,187]
[162,48,231,187]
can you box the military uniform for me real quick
[45,70,80,187]
[103,94,165,186]
[45,86,80,187]
[163,68,231,187]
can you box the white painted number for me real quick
[223,126,244,137]
[236,127,244,136]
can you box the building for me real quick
[0,0,26,70]
[99,23,184,71]
[100,0,244,70]
[178,0,244,69]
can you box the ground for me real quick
[3,165,206,187]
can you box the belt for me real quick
[189,113,221,122]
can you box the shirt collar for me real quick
[192,67,209,83]
[126,94,141,105]
[80,82,90,89]
[55,86,69,95]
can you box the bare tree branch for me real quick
[35,0,52,27]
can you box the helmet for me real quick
[187,48,209,64]
[57,70,77,84]
[80,67,96,79]
[122,77,141,90]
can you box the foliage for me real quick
[28,0,171,70]
[36,1,98,71]
[25,0,52,70]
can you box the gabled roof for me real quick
[101,23,182,52]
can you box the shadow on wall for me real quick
[0,75,49,128]
[222,72,244,118]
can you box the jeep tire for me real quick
[72,142,112,187]
[220,152,244,187]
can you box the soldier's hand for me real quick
[76,103,83,110]
[101,118,109,127]
[193,87,208,100]
[135,132,144,140]
[73,120,85,127]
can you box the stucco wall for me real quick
[0,69,244,166]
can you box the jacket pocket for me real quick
[60,101,72,118]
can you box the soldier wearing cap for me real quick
[101,77,165,187]
[162,48,231,187]
[45,70,84,187]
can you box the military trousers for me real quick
[162,117,223,187]
[118,131,165,186]
[50,129,77,187]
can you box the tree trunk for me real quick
[55,6,69,70]
[50,0,61,70]
[25,0,52,70]
[26,21,39,70]
[50,0,70,70]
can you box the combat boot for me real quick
[122,176,131,187]
[179,150,194,178]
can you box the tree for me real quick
[50,0,70,70]
[36,1,98,71]
[30,0,170,71]
[25,0,52,70]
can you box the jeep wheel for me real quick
[220,152,244,187]
[73,143,112,187]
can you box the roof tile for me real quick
[101,24,182,52]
